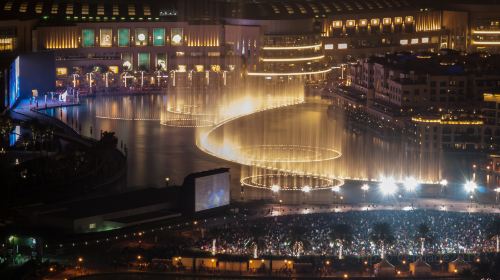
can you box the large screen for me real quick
[195,172,230,212]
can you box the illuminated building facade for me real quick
[0,0,499,91]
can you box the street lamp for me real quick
[464,180,477,193]
[379,176,397,196]
[165,177,170,187]
[494,187,500,203]
[361,184,369,201]
[302,185,311,193]
[403,177,418,192]
[271,184,280,193]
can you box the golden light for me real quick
[261,55,325,62]
[137,255,142,260]
[343,273,349,278]
[78,257,83,263]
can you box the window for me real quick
[81,3,89,15]
[400,39,408,45]
[194,65,204,72]
[333,21,342,28]
[35,2,42,13]
[118,28,130,47]
[394,17,402,24]
[56,67,68,77]
[383,18,391,25]
[325,44,334,50]
[411,38,419,44]
[113,4,119,16]
[153,28,165,46]
[338,43,347,49]
[82,29,95,47]
[128,4,135,16]
[371,18,379,26]
[144,5,151,16]
[4,2,12,11]
[100,29,112,47]
[171,28,183,46]
[207,52,220,56]
[421,37,429,43]
[156,53,167,71]
[138,53,150,71]
[405,16,414,23]
[19,2,27,12]
[66,3,73,14]
[346,20,355,27]
[97,4,104,15]
[89,223,96,229]
[51,3,58,14]
[135,28,148,46]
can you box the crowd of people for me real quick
[198,210,499,257]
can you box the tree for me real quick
[329,224,353,259]
[0,115,14,149]
[415,223,433,256]
[487,219,500,254]
[287,226,310,258]
[248,225,267,258]
[370,222,394,259]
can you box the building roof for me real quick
[0,0,424,22]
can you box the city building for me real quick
[0,0,499,97]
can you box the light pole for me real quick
[361,184,369,203]
[494,187,500,204]
[464,180,477,208]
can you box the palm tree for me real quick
[487,219,500,253]
[329,224,353,259]
[287,225,310,258]
[370,222,394,259]
[248,225,267,258]
[415,223,433,256]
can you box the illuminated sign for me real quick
[100,29,112,47]
[171,28,183,46]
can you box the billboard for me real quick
[194,172,230,212]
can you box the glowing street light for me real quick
[379,176,397,196]
[440,179,448,186]
[361,184,370,192]
[403,177,418,192]
[302,185,311,193]
[464,180,477,193]
[271,184,280,193]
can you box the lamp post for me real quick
[361,184,369,202]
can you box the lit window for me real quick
[4,2,13,11]
[138,52,150,71]
[35,2,43,13]
[421,37,429,43]
[81,3,89,15]
[51,3,58,14]
[411,38,419,44]
[128,4,136,16]
[135,28,148,46]
[333,20,342,28]
[395,17,402,24]
[153,28,165,46]
[82,29,95,47]
[194,65,204,72]
[405,16,414,23]
[177,65,186,72]
[176,52,184,57]
[100,29,113,47]
[56,67,68,77]
[66,4,73,15]
[338,43,348,49]
[284,4,294,14]
[210,65,221,72]
[400,39,408,45]
[171,28,183,46]
[144,5,151,16]
[113,5,119,15]
[97,4,104,15]
[207,52,220,57]
[296,4,307,14]
[346,20,356,27]
[118,28,130,47]
[359,19,368,26]
[383,18,391,25]
[324,43,334,50]
[371,18,380,26]
[19,2,28,13]
[89,223,96,229]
